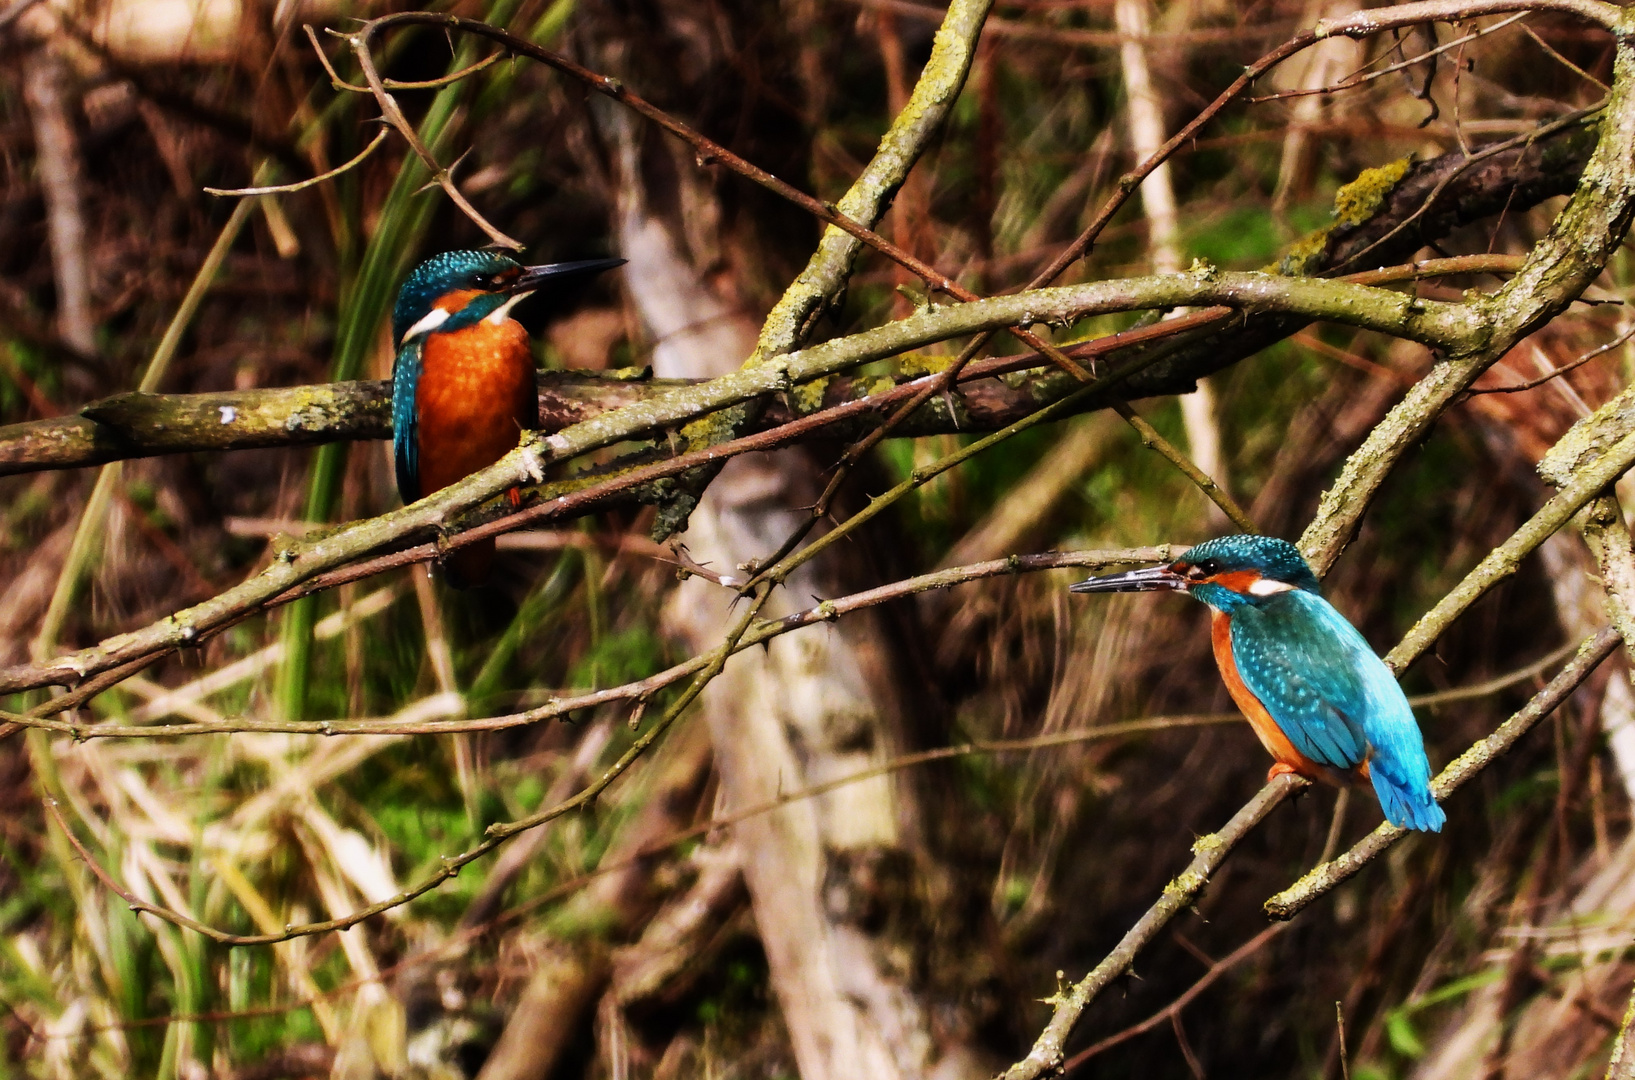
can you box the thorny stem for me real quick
[345,26,521,250]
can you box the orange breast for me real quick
[415,317,537,497]
[1211,611,1323,778]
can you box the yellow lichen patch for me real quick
[1272,156,1414,277]
[678,405,747,452]
[1190,833,1225,858]
[898,353,954,378]
[851,376,898,399]
[788,376,832,415]
[1331,156,1413,227]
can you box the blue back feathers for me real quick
[1228,591,1444,831]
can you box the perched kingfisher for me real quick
[391,249,624,586]
[1071,535,1445,832]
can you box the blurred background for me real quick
[0,0,1629,1078]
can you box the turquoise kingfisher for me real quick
[391,249,624,586]
[1071,535,1444,832]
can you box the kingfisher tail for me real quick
[1368,765,1445,832]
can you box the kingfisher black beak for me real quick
[511,258,627,294]
[1069,564,1187,593]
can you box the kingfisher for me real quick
[1070,535,1444,832]
[391,249,624,586]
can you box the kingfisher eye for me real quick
[1191,559,1222,577]
[470,273,495,289]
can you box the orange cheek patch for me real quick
[1206,570,1260,593]
[434,289,484,314]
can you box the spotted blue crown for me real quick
[1179,535,1322,592]
[391,250,524,345]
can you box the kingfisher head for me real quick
[392,249,625,347]
[1070,535,1321,612]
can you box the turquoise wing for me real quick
[391,338,423,504]
[1228,592,1371,770]
[1230,591,1443,831]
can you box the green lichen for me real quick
[1273,156,1414,277]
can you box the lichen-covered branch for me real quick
[1300,10,1635,574]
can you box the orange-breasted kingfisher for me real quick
[1070,535,1445,832]
[391,250,623,586]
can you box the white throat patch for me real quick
[485,290,534,326]
[400,306,450,344]
[1247,577,1296,597]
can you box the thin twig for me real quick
[204,129,390,196]
[1521,23,1611,90]
[999,774,1309,1080]
[1466,324,1635,394]
[1248,13,1531,103]
[1063,922,1290,1072]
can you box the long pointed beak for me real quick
[1068,564,1186,594]
[511,258,626,294]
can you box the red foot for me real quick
[507,486,522,508]
[1266,761,1300,782]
